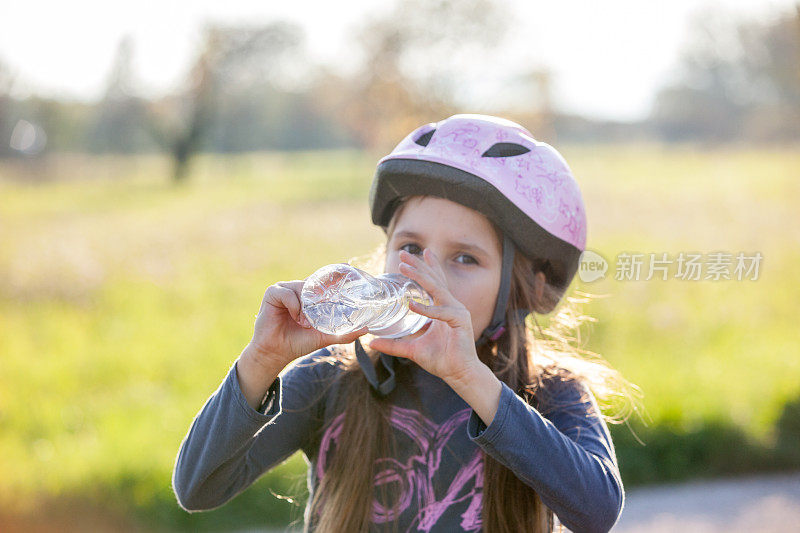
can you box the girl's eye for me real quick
[400,243,422,255]
[399,244,477,265]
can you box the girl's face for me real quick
[384,196,503,342]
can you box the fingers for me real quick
[368,335,417,361]
[409,299,469,329]
[398,250,455,305]
[264,283,305,324]
[276,280,306,292]
[421,248,446,278]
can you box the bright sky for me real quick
[0,0,794,121]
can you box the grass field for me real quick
[1,145,798,531]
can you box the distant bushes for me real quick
[612,392,800,486]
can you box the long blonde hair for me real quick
[298,195,638,532]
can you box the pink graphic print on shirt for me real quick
[316,406,483,532]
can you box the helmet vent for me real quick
[482,142,530,157]
[414,129,435,147]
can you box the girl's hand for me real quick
[248,280,369,366]
[368,248,482,384]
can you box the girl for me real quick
[172,114,634,533]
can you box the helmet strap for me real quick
[354,337,397,396]
[476,234,517,348]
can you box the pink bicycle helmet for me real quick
[357,114,587,395]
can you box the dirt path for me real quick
[4,473,798,532]
[612,472,800,532]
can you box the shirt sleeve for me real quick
[171,349,336,512]
[466,376,624,533]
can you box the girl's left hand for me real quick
[368,248,482,384]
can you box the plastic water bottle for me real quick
[300,263,432,338]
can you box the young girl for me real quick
[173,114,633,533]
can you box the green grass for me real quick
[1,145,799,530]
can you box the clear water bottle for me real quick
[300,263,432,338]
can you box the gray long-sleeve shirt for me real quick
[172,347,624,532]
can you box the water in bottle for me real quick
[300,263,432,338]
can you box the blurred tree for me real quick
[209,83,354,152]
[318,0,512,152]
[502,67,558,142]
[206,25,354,153]
[0,55,18,158]
[650,5,800,143]
[12,96,92,154]
[147,21,308,182]
[86,36,155,153]
[650,8,748,142]
[735,3,800,141]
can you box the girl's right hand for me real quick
[246,279,369,366]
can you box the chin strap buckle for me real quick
[475,320,506,348]
[475,308,531,348]
[487,323,507,341]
